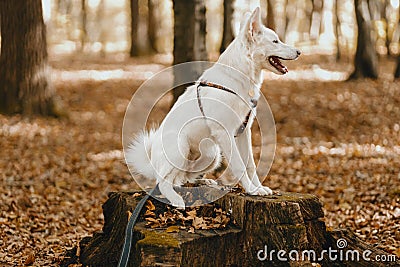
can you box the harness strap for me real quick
[236,111,251,136]
[198,81,238,95]
[196,83,206,117]
[196,81,257,137]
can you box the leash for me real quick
[117,184,159,267]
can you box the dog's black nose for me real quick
[296,50,301,56]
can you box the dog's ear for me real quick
[241,7,262,43]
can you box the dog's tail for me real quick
[125,129,157,180]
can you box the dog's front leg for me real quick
[213,129,259,194]
[235,127,273,195]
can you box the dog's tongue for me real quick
[269,56,288,74]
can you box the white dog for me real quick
[126,7,300,208]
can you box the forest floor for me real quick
[0,54,399,266]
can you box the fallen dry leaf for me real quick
[186,209,197,220]
[144,210,156,217]
[192,217,205,229]
[146,200,155,211]
[24,253,35,265]
[395,248,400,258]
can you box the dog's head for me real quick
[239,7,301,75]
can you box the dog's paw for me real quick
[170,198,186,210]
[195,178,218,186]
[249,186,273,196]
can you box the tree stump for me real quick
[61,191,399,267]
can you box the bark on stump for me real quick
[61,191,399,267]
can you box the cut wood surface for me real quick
[61,191,399,267]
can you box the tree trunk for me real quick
[0,1,59,116]
[147,0,163,53]
[309,0,323,41]
[385,0,392,56]
[395,56,400,78]
[193,0,207,61]
[81,0,87,51]
[172,0,208,106]
[335,0,341,60]
[219,0,234,54]
[148,0,158,53]
[97,0,106,57]
[277,0,287,41]
[61,191,400,266]
[266,0,275,31]
[131,0,156,56]
[349,0,379,79]
[130,0,139,56]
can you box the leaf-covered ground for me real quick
[0,55,399,266]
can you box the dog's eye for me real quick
[273,40,278,44]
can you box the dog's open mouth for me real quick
[268,56,288,74]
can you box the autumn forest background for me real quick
[0,0,400,266]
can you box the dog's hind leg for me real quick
[187,139,221,185]
[158,178,185,209]
[154,160,185,209]
[152,130,189,209]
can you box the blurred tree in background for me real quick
[396,56,400,78]
[148,0,158,53]
[172,0,208,104]
[129,0,156,56]
[220,0,234,54]
[130,0,139,56]
[0,1,60,116]
[81,0,88,51]
[349,0,379,79]
[266,0,276,33]
[309,0,324,41]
